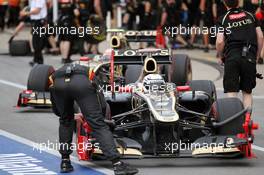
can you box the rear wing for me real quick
[113,49,171,64]
[107,29,157,43]
[124,30,157,42]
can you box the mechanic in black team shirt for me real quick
[161,0,189,48]
[216,0,263,109]
[138,0,163,30]
[197,0,217,52]
[58,0,78,64]
[183,0,200,28]
[216,0,227,17]
[49,63,139,175]
[77,0,106,54]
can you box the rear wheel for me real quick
[163,54,192,86]
[125,65,143,84]
[214,98,245,135]
[27,65,55,92]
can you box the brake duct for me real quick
[237,110,259,158]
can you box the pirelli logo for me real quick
[229,12,246,20]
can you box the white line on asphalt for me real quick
[1,79,264,155]
[216,87,224,91]
[0,79,26,89]
[0,79,114,174]
[252,96,264,99]
[0,129,114,175]
[252,145,264,152]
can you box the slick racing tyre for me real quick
[214,98,245,135]
[9,40,31,56]
[27,65,55,92]
[163,54,192,86]
[189,80,217,101]
[125,65,143,84]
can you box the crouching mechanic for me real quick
[49,63,139,175]
[216,0,263,109]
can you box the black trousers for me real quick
[32,20,46,64]
[7,6,20,27]
[0,5,7,30]
[50,73,120,160]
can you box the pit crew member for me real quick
[216,0,263,109]
[49,63,139,175]
[76,0,105,54]
[20,0,47,66]
[161,0,189,48]
[57,0,79,64]
[190,0,217,52]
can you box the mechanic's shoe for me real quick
[186,43,194,49]
[60,159,74,173]
[258,58,264,64]
[113,161,138,175]
[29,61,37,67]
[204,47,209,53]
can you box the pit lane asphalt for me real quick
[0,53,264,175]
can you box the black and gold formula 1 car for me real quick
[17,48,258,160]
[74,49,258,160]
[17,64,54,108]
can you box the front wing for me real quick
[17,90,52,108]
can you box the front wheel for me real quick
[214,98,245,135]
[27,65,55,92]
[189,80,217,102]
